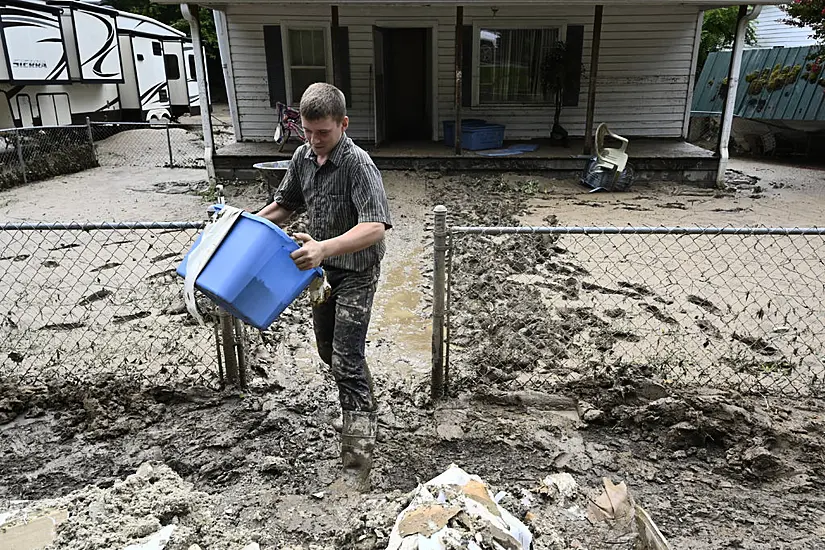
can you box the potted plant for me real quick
[540,41,571,146]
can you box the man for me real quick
[256,83,391,492]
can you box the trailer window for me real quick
[152,42,162,56]
[188,55,196,81]
[164,54,181,80]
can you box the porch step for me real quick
[214,152,719,187]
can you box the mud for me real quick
[1,162,825,548]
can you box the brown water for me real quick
[372,252,432,356]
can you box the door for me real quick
[372,27,387,146]
[16,95,34,126]
[37,94,71,126]
[132,36,171,116]
[382,28,430,141]
[163,40,187,114]
[0,92,12,128]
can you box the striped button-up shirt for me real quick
[273,134,392,271]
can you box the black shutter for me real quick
[461,25,473,108]
[333,27,352,107]
[563,25,584,107]
[263,25,287,108]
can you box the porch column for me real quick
[331,6,341,89]
[454,6,464,155]
[214,9,241,141]
[716,4,762,184]
[583,5,603,156]
[181,3,215,183]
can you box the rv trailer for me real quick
[0,0,206,127]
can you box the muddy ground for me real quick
[1,160,824,549]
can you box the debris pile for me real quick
[0,463,259,550]
[387,464,532,549]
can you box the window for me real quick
[478,27,559,104]
[164,54,181,80]
[287,28,328,102]
[188,55,196,81]
[152,41,162,56]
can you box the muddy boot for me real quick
[328,410,377,494]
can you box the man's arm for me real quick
[256,201,294,227]
[290,222,385,271]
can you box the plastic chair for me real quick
[594,123,629,184]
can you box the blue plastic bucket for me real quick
[177,210,322,329]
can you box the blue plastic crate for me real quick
[177,211,322,330]
[443,120,505,151]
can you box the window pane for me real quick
[289,29,326,67]
[188,55,196,80]
[164,54,181,80]
[291,67,327,101]
[479,28,558,104]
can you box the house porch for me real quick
[214,138,718,185]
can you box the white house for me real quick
[163,1,788,185]
[752,4,816,48]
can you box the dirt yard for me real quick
[1,159,824,549]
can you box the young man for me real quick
[256,83,391,492]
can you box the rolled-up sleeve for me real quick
[272,148,305,212]
[350,162,392,229]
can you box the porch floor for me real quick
[217,138,714,160]
[214,138,719,186]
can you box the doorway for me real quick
[373,27,432,144]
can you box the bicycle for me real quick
[274,102,305,152]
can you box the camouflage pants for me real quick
[312,265,380,412]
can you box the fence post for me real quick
[234,317,248,389]
[85,117,97,163]
[220,309,239,385]
[432,205,448,400]
[15,129,27,184]
[166,122,174,167]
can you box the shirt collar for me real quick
[304,133,350,166]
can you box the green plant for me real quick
[783,2,825,50]
[697,7,757,75]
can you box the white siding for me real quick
[753,5,816,49]
[225,3,701,141]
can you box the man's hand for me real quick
[290,233,326,270]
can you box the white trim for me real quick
[214,9,242,140]
[281,23,334,106]
[373,19,440,141]
[683,10,703,139]
[470,19,567,107]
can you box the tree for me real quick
[698,7,757,76]
[102,1,218,59]
[782,1,825,47]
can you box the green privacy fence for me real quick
[692,45,825,121]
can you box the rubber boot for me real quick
[328,410,377,494]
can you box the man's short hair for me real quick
[300,83,347,122]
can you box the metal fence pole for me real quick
[234,317,248,389]
[85,117,97,163]
[431,205,448,400]
[166,122,174,167]
[15,129,26,184]
[219,308,239,385]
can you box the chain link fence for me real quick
[0,121,207,189]
[0,125,98,190]
[0,222,237,387]
[90,121,205,169]
[431,216,825,398]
